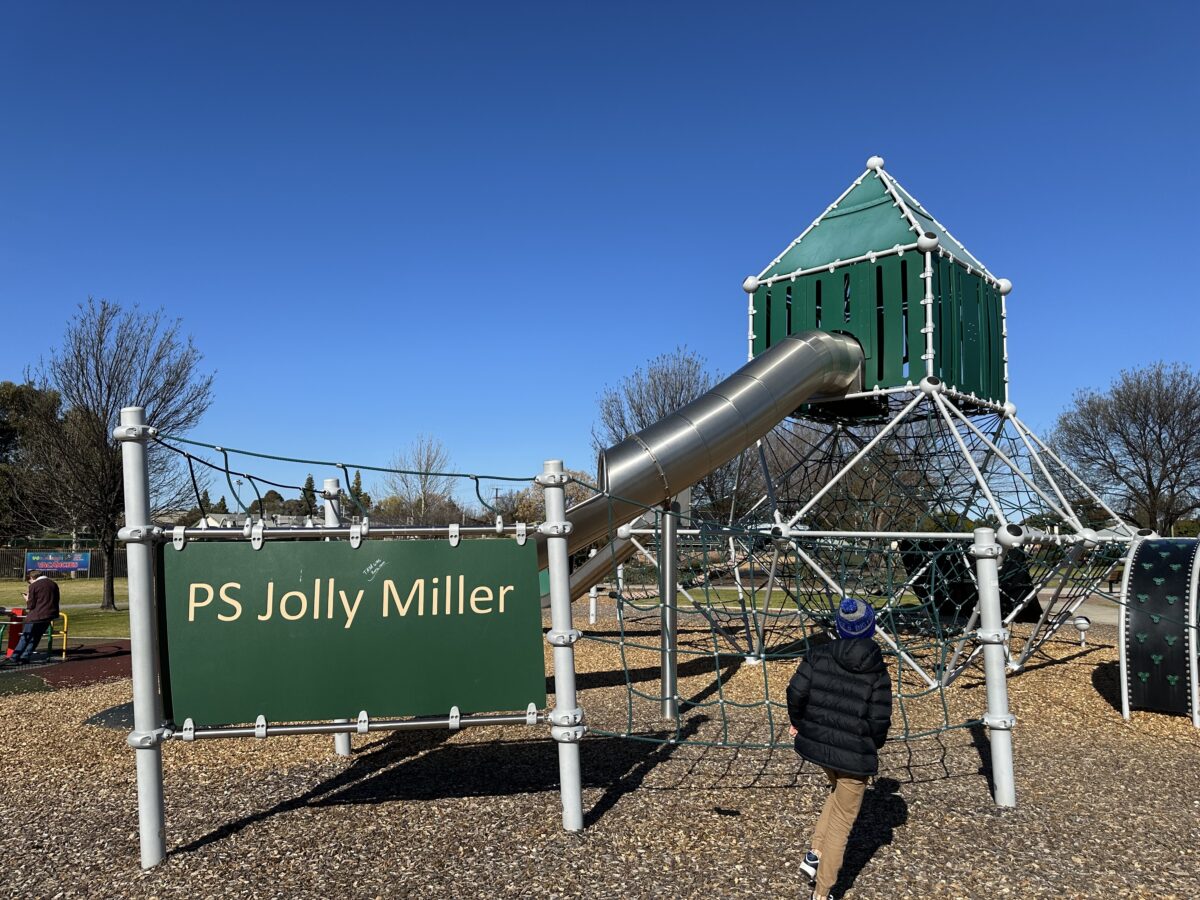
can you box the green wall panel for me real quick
[770,284,789,346]
[156,538,548,726]
[753,251,1005,403]
[960,271,982,396]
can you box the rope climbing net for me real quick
[575,389,1136,749]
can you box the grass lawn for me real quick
[1,577,131,639]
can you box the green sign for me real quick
[157,538,546,726]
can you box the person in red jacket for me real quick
[3,570,61,666]
[787,597,892,900]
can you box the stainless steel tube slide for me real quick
[537,330,863,598]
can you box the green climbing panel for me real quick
[1123,538,1198,717]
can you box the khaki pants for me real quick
[811,766,869,898]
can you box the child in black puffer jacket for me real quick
[787,597,892,900]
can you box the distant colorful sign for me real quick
[25,550,92,573]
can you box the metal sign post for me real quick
[322,478,352,758]
[538,460,585,831]
[115,406,167,869]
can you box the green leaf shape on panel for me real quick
[1136,632,1148,643]
[1166,675,1180,686]
[1151,654,1164,665]
[1153,577,1166,585]
[1136,593,1149,603]
[1167,594,1179,604]
[1141,562,1154,570]
[1169,563,1182,571]
[1164,635,1178,646]
[1151,614,1162,624]
[1137,671,1150,682]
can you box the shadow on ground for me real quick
[1091,659,1122,713]
[834,777,908,897]
[174,720,702,856]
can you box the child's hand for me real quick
[788,725,797,737]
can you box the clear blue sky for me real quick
[2,3,1196,500]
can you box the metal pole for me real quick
[114,407,166,869]
[539,460,584,831]
[659,500,679,720]
[972,527,1016,807]
[323,478,352,759]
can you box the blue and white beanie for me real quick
[835,597,876,639]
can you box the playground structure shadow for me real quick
[174,724,700,856]
[1090,659,1122,713]
[176,657,733,857]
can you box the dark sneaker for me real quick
[800,850,820,882]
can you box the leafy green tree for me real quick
[249,489,286,516]
[347,469,372,516]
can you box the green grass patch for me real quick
[59,606,131,639]
[0,576,129,608]
[1,577,131,639]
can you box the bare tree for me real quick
[24,299,214,609]
[592,346,759,519]
[1051,361,1200,535]
[379,434,458,524]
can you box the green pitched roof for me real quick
[758,164,990,281]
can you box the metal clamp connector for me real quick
[525,702,539,725]
[172,525,187,551]
[983,712,1016,731]
[448,706,461,731]
[535,472,570,487]
[112,423,159,442]
[349,522,363,549]
[547,706,584,727]
[181,718,195,742]
[251,519,265,550]
[255,715,268,739]
[976,628,1009,645]
[118,525,164,544]
[515,522,527,545]
[968,545,1003,559]
[357,710,370,734]
[537,521,573,537]
[126,726,173,749]
[546,628,581,647]
[551,724,587,743]
[448,523,460,547]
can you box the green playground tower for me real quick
[743,156,1012,407]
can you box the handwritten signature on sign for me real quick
[363,559,387,582]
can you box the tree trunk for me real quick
[101,539,116,610]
